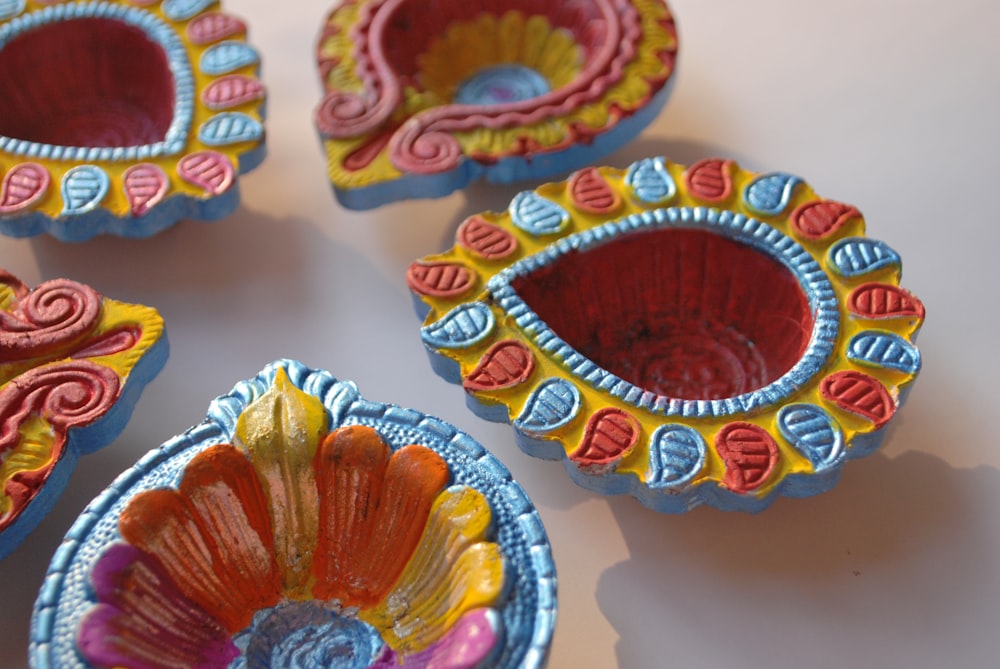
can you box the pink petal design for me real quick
[186,12,247,45]
[78,543,238,669]
[201,74,265,110]
[123,163,169,217]
[177,151,235,195]
[0,163,51,213]
[371,608,500,669]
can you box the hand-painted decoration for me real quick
[30,360,556,669]
[0,0,267,241]
[410,157,924,512]
[314,0,679,210]
[0,269,167,560]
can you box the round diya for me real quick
[315,0,678,209]
[409,157,924,512]
[31,360,556,668]
[0,0,266,241]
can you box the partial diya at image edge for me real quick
[29,360,556,669]
[314,0,678,209]
[408,156,924,513]
[0,0,267,241]
[0,269,168,559]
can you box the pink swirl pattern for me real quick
[0,361,121,530]
[0,272,102,360]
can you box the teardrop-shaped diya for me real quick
[315,0,678,209]
[411,157,924,512]
[0,269,167,559]
[0,0,266,241]
[31,360,556,668]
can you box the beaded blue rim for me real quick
[486,206,841,419]
[29,360,556,669]
[0,2,194,162]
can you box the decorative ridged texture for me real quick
[0,0,266,241]
[314,0,679,209]
[31,361,556,669]
[0,269,167,559]
[410,157,924,513]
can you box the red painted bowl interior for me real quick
[511,228,814,401]
[381,0,604,84]
[0,18,174,148]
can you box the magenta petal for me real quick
[78,543,238,669]
[372,608,500,669]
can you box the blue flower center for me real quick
[230,601,385,669]
[455,65,551,105]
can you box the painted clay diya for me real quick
[0,0,266,241]
[409,157,925,512]
[31,360,556,668]
[0,269,167,558]
[315,0,678,209]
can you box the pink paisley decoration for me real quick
[715,422,779,493]
[463,340,535,391]
[201,75,266,110]
[0,361,121,530]
[0,163,51,214]
[177,151,235,195]
[571,407,641,467]
[569,167,622,214]
[457,216,519,260]
[186,12,247,45]
[123,164,170,217]
[685,158,734,202]
[0,273,102,360]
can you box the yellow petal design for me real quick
[234,368,329,597]
[360,485,504,654]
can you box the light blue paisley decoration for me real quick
[513,378,582,435]
[777,403,843,469]
[200,41,260,75]
[625,157,677,204]
[421,302,496,350]
[510,191,569,236]
[198,113,264,146]
[828,237,901,277]
[743,172,802,216]
[0,0,25,21]
[648,424,705,488]
[60,165,110,215]
[161,0,215,22]
[847,330,921,374]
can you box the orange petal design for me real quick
[313,427,450,608]
[176,444,282,618]
[118,488,253,633]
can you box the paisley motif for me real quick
[569,167,621,214]
[463,341,535,391]
[625,156,676,204]
[791,200,860,239]
[510,191,570,236]
[0,163,50,214]
[570,408,641,467]
[648,424,706,488]
[406,261,475,298]
[777,403,843,469]
[743,172,801,216]
[122,164,170,217]
[198,112,264,146]
[513,378,582,435]
[457,216,519,260]
[847,330,921,374]
[685,158,733,202]
[715,422,779,493]
[829,237,901,277]
[60,165,110,215]
[421,303,495,350]
[820,370,896,428]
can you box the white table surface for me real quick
[2,0,998,666]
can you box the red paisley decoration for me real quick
[571,408,641,467]
[848,283,926,321]
[569,167,621,214]
[457,216,518,260]
[0,361,121,530]
[820,370,896,428]
[201,75,265,111]
[684,158,733,202]
[462,340,535,391]
[791,200,860,240]
[715,422,779,493]
[0,277,102,360]
[405,261,475,298]
[186,12,247,45]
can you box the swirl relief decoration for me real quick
[0,269,166,558]
[409,157,924,513]
[315,0,678,209]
